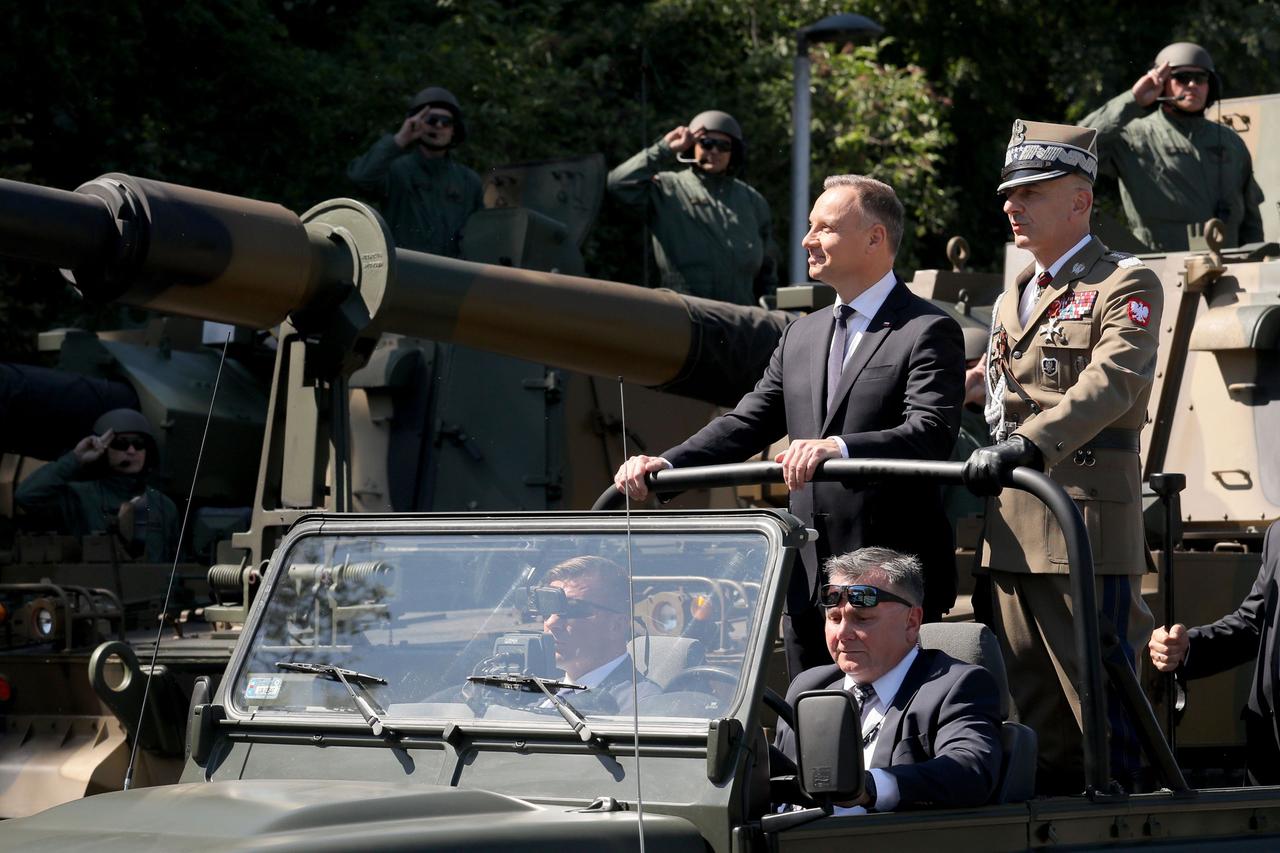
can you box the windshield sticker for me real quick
[245,676,283,700]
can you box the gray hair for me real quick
[823,546,924,607]
[822,174,905,254]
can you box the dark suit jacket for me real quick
[774,648,1004,809]
[1184,520,1280,781]
[663,280,965,618]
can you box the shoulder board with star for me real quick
[1103,250,1144,269]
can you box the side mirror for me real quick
[761,689,865,834]
[795,689,864,800]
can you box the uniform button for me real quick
[1012,350,1022,359]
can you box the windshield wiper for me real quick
[276,661,396,738]
[466,673,602,747]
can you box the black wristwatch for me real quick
[862,770,877,810]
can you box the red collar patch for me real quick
[1127,298,1152,327]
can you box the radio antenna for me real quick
[618,375,647,853]
[123,330,232,790]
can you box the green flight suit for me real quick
[607,139,777,305]
[347,135,483,257]
[1083,92,1264,252]
[16,452,181,562]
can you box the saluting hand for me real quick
[394,106,433,148]
[1132,61,1171,108]
[1148,623,1189,672]
[775,439,842,492]
[73,429,114,467]
[664,126,695,154]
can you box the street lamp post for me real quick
[789,13,885,285]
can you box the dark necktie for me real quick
[826,304,855,413]
[1031,269,1052,305]
[852,682,880,748]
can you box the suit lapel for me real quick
[1013,237,1106,350]
[871,649,933,768]
[820,279,904,435]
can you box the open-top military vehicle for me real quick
[6,456,1280,852]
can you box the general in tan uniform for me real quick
[964,120,1163,795]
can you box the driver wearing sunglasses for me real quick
[532,556,660,713]
[14,408,181,562]
[773,547,1003,814]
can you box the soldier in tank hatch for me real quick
[607,109,778,306]
[348,85,483,257]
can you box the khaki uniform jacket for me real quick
[982,236,1162,575]
[1083,92,1264,252]
[607,139,777,305]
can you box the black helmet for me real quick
[1154,42,1220,109]
[93,408,159,470]
[406,85,467,146]
[689,109,746,174]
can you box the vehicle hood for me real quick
[0,779,706,852]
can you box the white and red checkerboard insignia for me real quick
[1127,298,1151,327]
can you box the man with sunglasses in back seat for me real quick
[15,408,180,562]
[607,109,778,306]
[347,85,483,257]
[774,548,1003,812]
[1082,42,1263,253]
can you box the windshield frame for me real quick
[216,510,799,738]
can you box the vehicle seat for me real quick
[628,635,706,690]
[917,622,1037,804]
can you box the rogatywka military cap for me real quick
[998,119,1098,194]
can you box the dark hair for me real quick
[823,546,924,607]
[822,174,906,254]
[544,555,630,602]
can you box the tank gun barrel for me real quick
[0,173,786,403]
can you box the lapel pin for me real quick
[1071,262,1085,276]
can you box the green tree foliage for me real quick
[1,0,1277,361]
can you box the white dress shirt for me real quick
[833,644,920,814]
[829,269,898,458]
[1017,233,1092,328]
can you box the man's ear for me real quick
[904,605,924,642]
[867,222,887,252]
[1072,186,1094,219]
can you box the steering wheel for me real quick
[664,665,738,695]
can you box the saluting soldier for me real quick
[347,86,483,257]
[1083,42,1264,252]
[963,120,1163,795]
[607,110,778,306]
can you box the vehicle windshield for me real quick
[229,523,776,729]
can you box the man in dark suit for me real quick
[774,548,1003,811]
[615,175,965,678]
[539,556,660,714]
[1149,520,1280,784]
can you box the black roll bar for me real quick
[592,458,1189,796]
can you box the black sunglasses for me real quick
[697,137,733,153]
[819,583,913,609]
[108,436,147,452]
[423,114,454,128]
[1170,70,1210,85]
[526,585,623,619]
